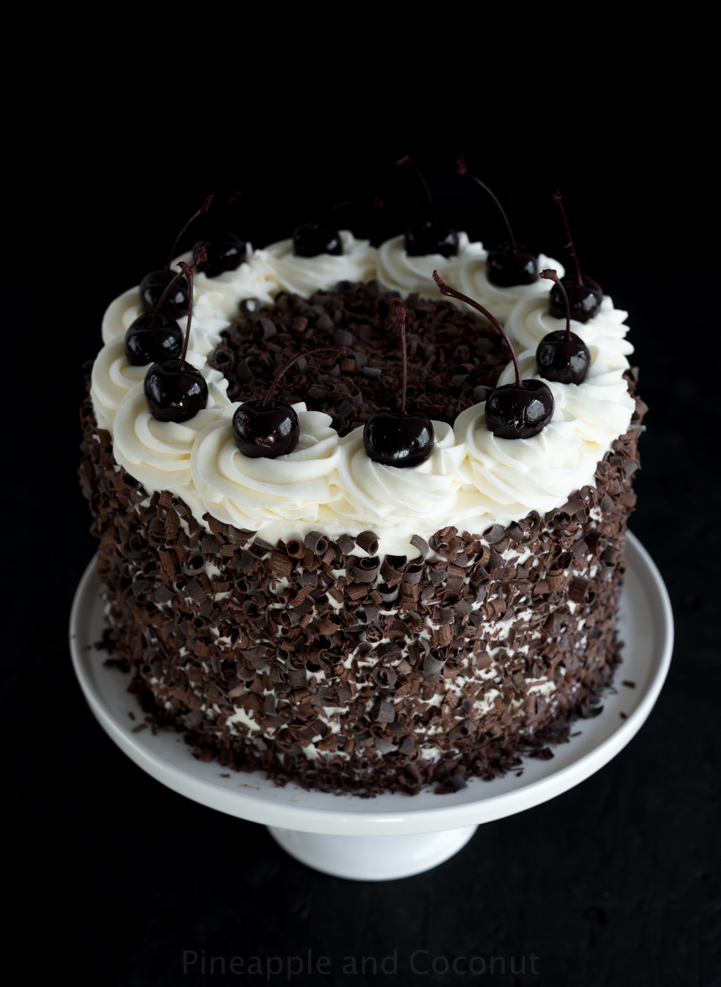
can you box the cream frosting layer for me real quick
[91,235,635,560]
[263,230,378,297]
[376,232,485,299]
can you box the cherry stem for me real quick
[552,191,583,286]
[223,190,242,213]
[457,152,516,248]
[539,269,571,339]
[396,155,435,223]
[166,194,214,272]
[177,262,195,366]
[433,271,522,388]
[151,243,208,327]
[263,346,354,407]
[389,297,409,416]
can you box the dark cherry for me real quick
[549,274,603,323]
[404,220,458,257]
[363,411,434,467]
[487,240,538,286]
[144,262,208,423]
[537,269,591,384]
[193,232,247,277]
[548,191,602,323]
[363,297,434,467]
[485,380,555,439]
[140,195,213,317]
[232,345,352,459]
[144,359,208,423]
[293,222,343,257]
[457,152,538,287]
[433,271,554,439]
[397,155,458,257]
[125,312,183,366]
[139,269,189,318]
[232,400,300,458]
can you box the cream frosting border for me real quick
[91,232,635,559]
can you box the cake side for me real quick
[79,376,645,796]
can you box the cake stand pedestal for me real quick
[70,532,672,881]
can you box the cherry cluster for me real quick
[434,273,554,439]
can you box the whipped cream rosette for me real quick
[333,421,466,554]
[111,369,230,513]
[90,336,148,432]
[91,341,225,432]
[190,405,343,533]
[506,293,633,367]
[458,254,565,328]
[452,334,636,524]
[497,347,636,445]
[184,245,278,322]
[376,232,485,300]
[101,288,144,345]
[263,231,378,297]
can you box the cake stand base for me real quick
[70,532,673,881]
[268,824,478,881]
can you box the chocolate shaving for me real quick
[356,531,380,555]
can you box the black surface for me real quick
[7,134,720,986]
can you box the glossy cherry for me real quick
[193,231,247,276]
[457,152,537,286]
[433,272,554,439]
[232,400,300,458]
[485,379,555,439]
[125,311,183,366]
[144,262,208,423]
[536,269,591,384]
[292,221,343,257]
[405,219,459,258]
[233,346,352,458]
[397,155,458,257]
[292,199,381,258]
[140,195,213,317]
[487,240,538,287]
[363,410,435,466]
[548,191,602,323]
[139,270,189,319]
[363,297,435,467]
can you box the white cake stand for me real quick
[70,532,673,881]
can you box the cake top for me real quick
[89,222,635,559]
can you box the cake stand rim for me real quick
[69,531,673,837]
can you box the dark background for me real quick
[6,129,719,986]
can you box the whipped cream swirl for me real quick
[111,370,230,513]
[263,231,378,297]
[376,232,484,300]
[191,405,342,533]
[335,421,466,526]
[452,333,635,525]
[459,254,565,327]
[506,293,633,369]
[91,336,148,432]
